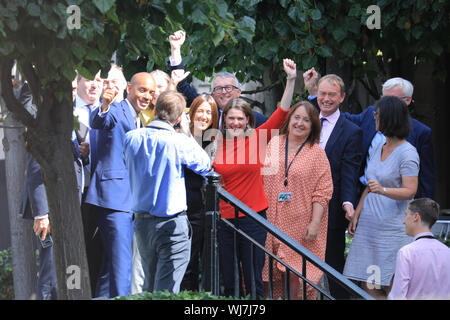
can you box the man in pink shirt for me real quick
[389,198,450,300]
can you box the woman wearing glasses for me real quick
[343,96,419,299]
[262,101,333,300]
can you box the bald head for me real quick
[127,72,156,114]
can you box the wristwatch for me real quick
[383,187,387,194]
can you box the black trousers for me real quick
[180,209,205,291]
[325,226,349,300]
[80,200,103,296]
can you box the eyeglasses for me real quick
[373,111,379,119]
[212,85,238,94]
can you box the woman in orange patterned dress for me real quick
[262,101,333,300]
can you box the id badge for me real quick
[278,192,292,202]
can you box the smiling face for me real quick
[77,72,103,105]
[127,73,156,114]
[192,101,213,132]
[211,76,241,110]
[288,105,312,142]
[224,108,249,137]
[317,79,345,117]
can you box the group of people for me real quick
[19,29,449,301]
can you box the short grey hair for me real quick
[211,72,240,91]
[382,77,414,98]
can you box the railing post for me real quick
[203,171,221,296]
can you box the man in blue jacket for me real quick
[304,69,435,199]
[124,90,211,294]
[86,72,156,298]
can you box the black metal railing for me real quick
[203,171,374,300]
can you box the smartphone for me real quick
[38,233,53,248]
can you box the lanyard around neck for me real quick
[414,235,435,241]
[284,137,306,187]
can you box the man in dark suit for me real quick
[85,72,156,298]
[304,70,435,199]
[304,73,363,299]
[167,30,268,127]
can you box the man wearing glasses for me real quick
[304,70,435,200]
[168,30,268,128]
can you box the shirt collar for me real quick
[320,109,340,124]
[75,95,99,109]
[147,119,176,132]
[413,231,434,241]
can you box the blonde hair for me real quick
[318,74,345,95]
[150,69,170,85]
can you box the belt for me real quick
[134,211,187,219]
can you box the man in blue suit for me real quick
[85,72,156,298]
[305,73,363,299]
[304,70,435,199]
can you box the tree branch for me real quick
[241,79,282,95]
[358,78,379,100]
[0,56,36,127]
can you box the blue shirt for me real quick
[123,119,211,217]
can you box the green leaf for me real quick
[287,6,299,21]
[212,29,225,46]
[27,3,40,16]
[316,45,333,57]
[341,40,356,57]
[93,0,115,14]
[311,9,321,21]
[289,39,302,54]
[0,41,13,55]
[302,54,318,70]
[331,27,347,42]
[348,4,361,17]
[279,0,291,9]
[430,42,443,56]
[5,18,18,31]
[192,8,207,25]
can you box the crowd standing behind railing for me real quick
[18,29,449,301]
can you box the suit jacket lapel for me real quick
[325,114,344,155]
[121,100,136,130]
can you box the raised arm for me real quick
[168,30,198,107]
[279,58,297,111]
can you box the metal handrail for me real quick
[203,171,374,300]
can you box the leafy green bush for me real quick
[114,290,248,300]
[0,248,14,300]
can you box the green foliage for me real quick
[114,290,248,300]
[0,248,14,300]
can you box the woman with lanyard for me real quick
[262,101,333,300]
[213,58,297,299]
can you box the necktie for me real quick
[320,117,326,127]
